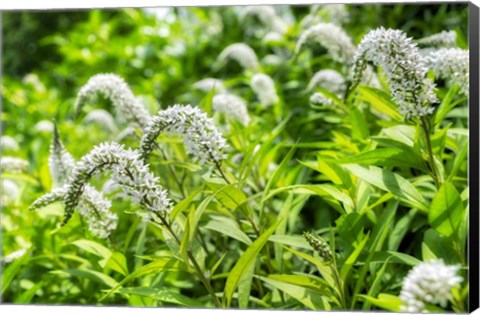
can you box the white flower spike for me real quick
[140,105,227,165]
[400,259,463,312]
[251,73,279,106]
[350,27,438,119]
[75,73,150,128]
[216,43,259,71]
[212,93,251,126]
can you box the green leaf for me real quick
[338,148,426,171]
[100,258,188,302]
[429,182,465,237]
[343,164,429,212]
[223,218,282,307]
[336,213,365,244]
[203,215,252,245]
[257,275,330,310]
[268,234,311,250]
[340,233,369,282]
[72,239,112,259]
[434,84,462,125]
[169,186,202,221]
[237,260,255,308]
[350,107,369,139]
[116,287,202,307]
[283,246,335,288]
[51,268,118,288]
[359,293,403,312]
[422,229,460,264]
[105,251,129,276]
[1,248,32,295]
[357,86,403,121]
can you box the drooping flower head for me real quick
[0,136,20,152]
[75,73,151,128]
[416,30,457,48]
[212,93,251,126]
[307,69,345,94]
[250,73,279,106]
[309,92,334,107]
[140,105,227,165]
[400,259,463,312]
[83,109,119,132]
[216,43,260,71]
[193,78,226,93]
[0,157,28,173]
[425,48,469,96]
[37,127,118,238]
[59,142,171,225]
[301,4,350,28]
[349,27,438,119]
[238,6,288,35]
[295,23,356,64]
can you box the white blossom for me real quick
[58,142,171,226]
[350,27,438,119]
[425,48,469,96]
[212,93,251,126]
[216,43,259,71]
[262,32,284,45]
[251,73,279,106]
[416,30,457,48]
[1,136,20,152]
[38,128,119,238]
[34,120,54,133]
[239,6,288,35]
[309,92,334,107]
[400,260,463,312]
[193,78,226,93]
[295,23,355,64]
[307,69,345,93]
[2,249,27,264]
[1,179,20,205]
[0,157,28,173]
[75,73,151,128]
[49,125,76,187]
[140,105,227,165]
[83,109,118,132]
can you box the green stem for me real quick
[420,116,440,188]
[156,214,222,308]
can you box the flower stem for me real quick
[156,213,222,308]
[420,116,440,188]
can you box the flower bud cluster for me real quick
[303,231,333,263]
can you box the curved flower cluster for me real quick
[83,109,118,132]
[33,128,118,238]
[350,27,438,119]
[49,125,76,187]
[309,92,334,107]
[213,93,251,126]
[61,142,171,225]
[416,30,457,48]
[1,249,27,264]
[295,23,355,64]
[300,4,350,29]
[0,157,28,173]
[1,136,20,152]
[193,78,226,93]
[425,48,469,96]
[216,43,259,71]
[238,6,288,35]
[75,73,151,128]
[307,69,345,93]
[400,260,463,312]
[303,231,333,263]
[251,73,279,106]
[140,105,227,165]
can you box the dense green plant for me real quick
[1,3,470,312]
